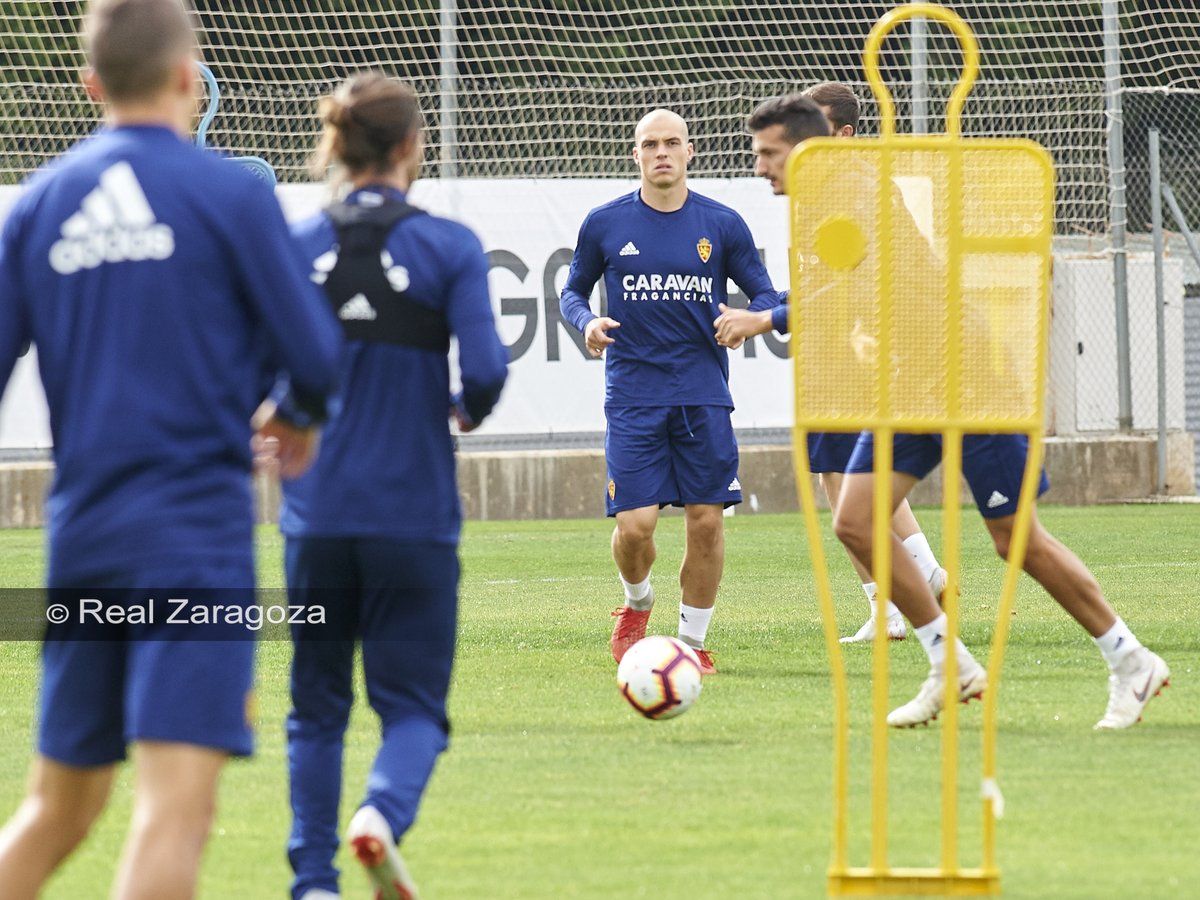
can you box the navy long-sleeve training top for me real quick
[0,124,341,583]
[559,189,781,408]
[281,186,508,545]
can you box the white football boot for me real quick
[887,658,988,728]
[840,609,906,643]
[299,891,341,900]
[346,805,420,900]
[1094,648,1170,730]
[841,568,949,644]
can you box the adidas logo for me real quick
[49,161,174,275]
[619,241,640,256]
[985,490,1009,509]
[380,250,410,292]
[338,293,377,321]
[728,478,741,491]
[310,247,338,285]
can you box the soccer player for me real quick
[0,1,340,897]
[730,93,1170,731]
[715,86,949,644]
[280,73,508,900]
[560,109,783,674]
[836,430,1169,730]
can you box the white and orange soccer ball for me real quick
[616,635,703,720]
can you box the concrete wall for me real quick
[0,432,1192,529]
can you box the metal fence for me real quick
[0,1,1198,489]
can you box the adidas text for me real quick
[49,162,174,275]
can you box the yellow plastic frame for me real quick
[786,4,1054,896]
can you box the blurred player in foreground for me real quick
[0,0,340,896]
[717,86,949,644]
[278,73,508,900]
[560,109,783,674]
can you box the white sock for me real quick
[678,603,714,650]
[1094,617,1141,669]
[903,533,940,583]
[621,573,653,611]
[862,582,900,618]
[913,613,975,670]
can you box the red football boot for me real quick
[692,648,717,675]
[610,604,652,662]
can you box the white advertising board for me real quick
[0,179,795,449]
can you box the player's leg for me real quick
[111,741,227,900]
[351,538,459,900]
[815,431,929,643]
[680,502,724,610]
[834,469,942,630]
[285,537,359,899]
[822,466,908,643]
[0,757,115,898]
[671,406,741,673]
[113,563,257,897]
[835,433,986,727]
[612,505,659,596]
[610,505,661,660]
[606,406,674,661]
[679,502,724,672]
[891,500,949,603]
[0,589,128,895]
[965,435,1169,729]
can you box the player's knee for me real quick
[287,696,352,734]
[833,509,870,555]
[136,790,217,847]
[990,528,1013,561]
[24,793,103,851]
[616,515,656,548]
[686,511,720,547]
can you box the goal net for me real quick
[1,1,1199,235]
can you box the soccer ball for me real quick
[617,635,703,720]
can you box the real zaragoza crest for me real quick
[696,237,712,263]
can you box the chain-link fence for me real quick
[1123,90,1200,491]
[0,0,1157,235]
[0,1,1198,489]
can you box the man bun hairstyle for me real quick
[84,0,196,103]
[803,81,861,133]
[746,94,831,144]
[313,72,424,177]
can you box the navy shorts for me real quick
[807,431,861,474]
[604,405,741,516]
[846,432,1050,519]
[39,562,257,767]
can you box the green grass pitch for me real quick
[0,505,1195,898]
